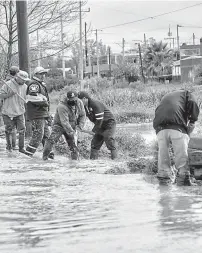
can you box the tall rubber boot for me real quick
[11,130,17,149]
[111,149,117,160]
[5,132,12,151]
[90,149,99,160]
[176,171,197,186]
[18,132,25,153]
[42,138,54,159]
[71,150,79,160]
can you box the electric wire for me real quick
[99,2,202,30]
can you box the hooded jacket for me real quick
[53,97,86,135]
[153,90,199,134]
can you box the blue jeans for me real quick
[2,114,25,134]
[2,114,25,150]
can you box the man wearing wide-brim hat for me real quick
[0,70,29,152]
[1,65,20,149]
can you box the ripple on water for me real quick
[1,139,202,253]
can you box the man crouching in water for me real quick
[42,90,86,160]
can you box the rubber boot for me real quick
[42,141,52,160]
[12,130,17,150]
[5,132,12,151]
[111,149,117,160]
[90,149,99,160]
[71,150,79,160]
[176,171,197,186]
[157,176,172,186]
[18,132,25,153]
[48,151,55,159]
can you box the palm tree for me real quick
[143,41,174,80]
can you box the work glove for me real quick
[187,122,195,136]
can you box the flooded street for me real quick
[1,131,202,253]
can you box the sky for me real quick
[69,0,202,53]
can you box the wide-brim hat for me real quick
[16,70,30,81]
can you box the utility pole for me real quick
[144,33,146,46]
[193,33,195,45]
[138,43,145,84]
[16,0,30,74]
[85,22,88,67]
[164,25,175,48]
[79,1,83,83]
[108,46,111,78]
[37,29,41,67]
[122,38,125,63]
[177,24,182,51]
[93,29,102,77]
[71,2,90,89]
[60,14,65,79]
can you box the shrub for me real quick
[194,77,202,86]
[116,128,149,158]
[47,68,63,78]
[46,77,66,92]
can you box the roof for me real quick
[180,55,202,61]
[173,60,180,66]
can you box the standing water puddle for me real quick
[1,127,202,253]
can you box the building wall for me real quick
[180,44,202,59]
[180,58,202,82]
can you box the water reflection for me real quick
[1,136,202,253]
[158,186,202,235]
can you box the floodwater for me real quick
[118,122,156,143]
[1,126,202,253]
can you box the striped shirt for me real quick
[85,98,115,130]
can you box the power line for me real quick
[96,2,202,30]
[99,2,202,30]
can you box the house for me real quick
[180,55,202,82]
[180,39,202,82]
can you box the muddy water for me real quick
[1,138,202,253]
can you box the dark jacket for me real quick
[153,90,199,134]
[85,98,116,133]
[53,97,86,135]
[26,77,50,120]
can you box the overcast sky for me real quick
[72,0,202,53]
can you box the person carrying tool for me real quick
[3,66,20,149]
[24,66,54,158]
[42,90,86,160]
[153,89,200,186]
[0,70,29,152]
[78,91,117,160]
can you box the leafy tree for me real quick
[70,38,109,76]
[0,0,86,77]
[113,62,139,81]
[143,41,174,79]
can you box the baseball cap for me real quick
[67,90,78,99]
[16,70,30,81]
[33,66,48,76]
[78,91,90,99]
